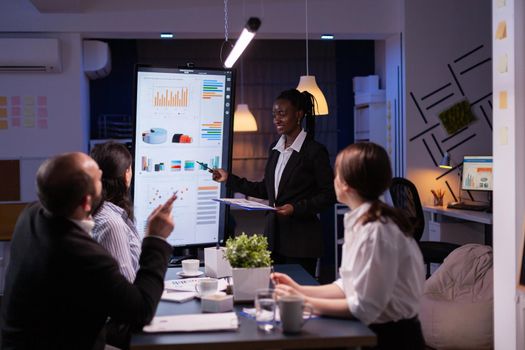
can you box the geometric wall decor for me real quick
[408,43,492,198]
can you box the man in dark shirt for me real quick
[1,152,176,350]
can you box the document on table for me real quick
[212,198,276,211]
[161,290,196,303]
[143,312,239,333]
[165,278,229,292]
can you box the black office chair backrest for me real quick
[389,177,425,241]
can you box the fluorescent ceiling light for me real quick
[321,34,334,40]
[224,17,261,68]
[160,33,174,39]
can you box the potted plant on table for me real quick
[224,233,272,302]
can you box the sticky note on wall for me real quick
[496,0,506,8]
[496,21,507,39]
[499,91,508,109]
[497,54,508,73]
[499,127,508,145]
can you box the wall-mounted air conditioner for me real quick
[83,40,111,79]
[0,38,62,73]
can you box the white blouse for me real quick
[334,202,425,325]
[272,129,307,197]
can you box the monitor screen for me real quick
[461,156,493,191]
[132,65,234,247]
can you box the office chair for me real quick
[389,177,460,278]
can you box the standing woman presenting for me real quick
[212,89,336,276]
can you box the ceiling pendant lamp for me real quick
[234,103,257,132]
[296,0,329,116]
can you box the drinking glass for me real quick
[255,288,276,332]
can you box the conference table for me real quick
[131,264,377,350]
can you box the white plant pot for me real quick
[231,266,271,302]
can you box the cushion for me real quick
[420,244,493,349]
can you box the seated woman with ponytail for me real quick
[212,89,336,277]
[90,142,141,283]
[272,142,426,350]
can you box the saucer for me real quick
[177,270,204,278]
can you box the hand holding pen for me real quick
[195,161,214,174]
[196,162,229,183]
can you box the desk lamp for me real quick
[439,152,452,169]
[438,152,462,203]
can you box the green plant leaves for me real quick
[438,100,476,135]
[224,233,272,268]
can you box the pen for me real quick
[270,265,278,286]
[196,161,214,173]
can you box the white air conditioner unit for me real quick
[0,38,62,73]
[83,40,111,79]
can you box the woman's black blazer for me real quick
[227,135,336,258]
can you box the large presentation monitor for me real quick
[132,65,234,248]
[461,156,493,191]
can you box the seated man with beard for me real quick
[1,152,176,350]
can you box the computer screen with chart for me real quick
[133,65,234,247]
[461,156,493,191]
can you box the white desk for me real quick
[423,205,493,245]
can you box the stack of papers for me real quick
[162,278,229,303]
[143,312,239,333]
[165,278,229,292]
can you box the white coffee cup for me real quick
[181,259,200,274]
[278,296,313,334]
[195,278,219,297]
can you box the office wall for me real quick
[404,0,492,207]
[0,33,90,158]
[0,32,90,294]
[492,0,525,349]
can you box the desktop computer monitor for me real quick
[461,156,493,191]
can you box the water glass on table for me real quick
[255,288,276,332]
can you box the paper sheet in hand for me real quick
[213,198,276,211]
[143,312,239,333]
[165,278,228,292]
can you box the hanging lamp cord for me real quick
[305,0,309,75]
[240,0,246,103]
[220,0,233,65]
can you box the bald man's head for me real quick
[36,152,102,217]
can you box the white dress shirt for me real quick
[69,217,95,237]
[272,129,307,197]
[92,201,142,282]
[334,202,425,325]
